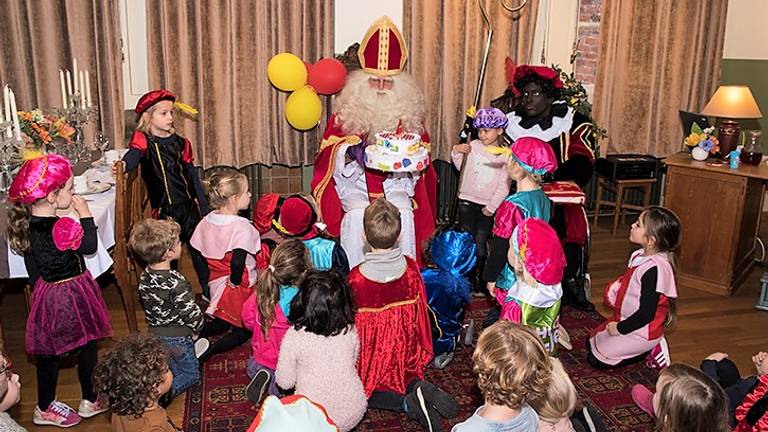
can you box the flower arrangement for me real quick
[552,64,608,142]
[18,109,76,150]
[684,124,720,154]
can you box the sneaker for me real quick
[557,323,573,351]
[33,401,81,427]
[631,384,656,417]
[245,369,272,404]
[194,338,210,359]
[461,319,475,347]
[405,386,442,432]
[77,398,109,418]
[432,352,454,370]
[645,337,671,369]
[414,381,459,419]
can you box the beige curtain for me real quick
[593,0,728,157]
[0,0,124,150]
[147,1,333,168]
[403,0,540,161]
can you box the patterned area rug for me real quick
[183,301,656,431]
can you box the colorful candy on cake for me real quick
[364,122,430,173]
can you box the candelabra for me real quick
[54,92,99,165]
[0,120,24,196]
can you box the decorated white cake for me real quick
[364,124,430,173]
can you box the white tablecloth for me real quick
[7,166,117,279]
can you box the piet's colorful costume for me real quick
[734,374,768,432]
[251,193,282,270]
[349,256,433,397]
[422,229,477,357]
[497,218,566,353]
[484,137,557,288]
[311,16,437,268]
[190,213,260,326]
[9,154,113,356]
[273,195,350,275]
[589,249,677,366]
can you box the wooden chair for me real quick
[113,162,150,332]
[592,175,657,236]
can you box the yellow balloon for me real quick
[267,53,307,92]
[285,86,322,130]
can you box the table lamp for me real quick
[701,85,763,157]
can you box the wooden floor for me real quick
[3,216,768,431]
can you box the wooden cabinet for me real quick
[663,152,767,296]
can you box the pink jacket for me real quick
[275,327,367,432]
[451,139,511,214]
[241,292,290,370]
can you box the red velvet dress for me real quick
[311,114,437,267]
[349,257,434,397]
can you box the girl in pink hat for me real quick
[483,137,558,325]
[7,153,113,427]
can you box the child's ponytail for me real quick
[8,202,32,254]
[255,238,311,339]
[664,298,678,330]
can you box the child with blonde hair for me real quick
[242,239,312,404]
[588,206,680,369]
[191,169,259,362]
[530,358,578,432]
[116,90,209,293]
[8,153,112,427]
[453,320,551,432]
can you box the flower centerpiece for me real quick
[684,124,719,160]
[17,109,76,151]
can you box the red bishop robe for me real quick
[348,257,434,397]
[311,113,437,267]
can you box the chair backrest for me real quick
[114,163,150,288]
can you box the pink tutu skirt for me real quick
[26,271,113,356]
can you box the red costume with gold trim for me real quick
[348,257,433,397]
[310,16,437,267]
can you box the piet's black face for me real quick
[520,82,554,118]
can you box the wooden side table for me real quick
[592,176,657,236]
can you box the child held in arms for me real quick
[115,89,210,296]
[451,107,511,295]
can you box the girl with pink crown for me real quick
[7,153,113,428]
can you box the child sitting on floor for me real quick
[191,169,259,362]
[276,270,366,431]
[242,239,312,404]
[273,194,350,274]
[129,218,205,401]
[453,320,551,432]
[93,334,181,432]
[651,363,729,432]
[421,227,477,368]
[349,197,458,432]
[588,206,680,369]
[0,346,26,432]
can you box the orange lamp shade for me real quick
[701,85,763,119]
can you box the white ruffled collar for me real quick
[505,102,574,142]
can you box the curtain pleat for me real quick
[147,0,333,168]
[0,0,124,150]
[593,0,728,156]
[403,0,539,161]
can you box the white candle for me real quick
[9,88,20,140]
[79,71,86,109]
[85,70,92,107]
[59,69,68,109]
[65,70,73,98]
[73,58,78,94]
[3,87,11,138]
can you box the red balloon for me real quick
[307,58,347,95]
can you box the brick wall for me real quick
[574,0,601,87]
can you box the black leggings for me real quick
[368,380,420,412]
[36,341,98,410]
[199,318,250,363]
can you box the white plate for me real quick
[76,182,112,195]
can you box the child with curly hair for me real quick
[453,320,552,432]
[93,334,180,432]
